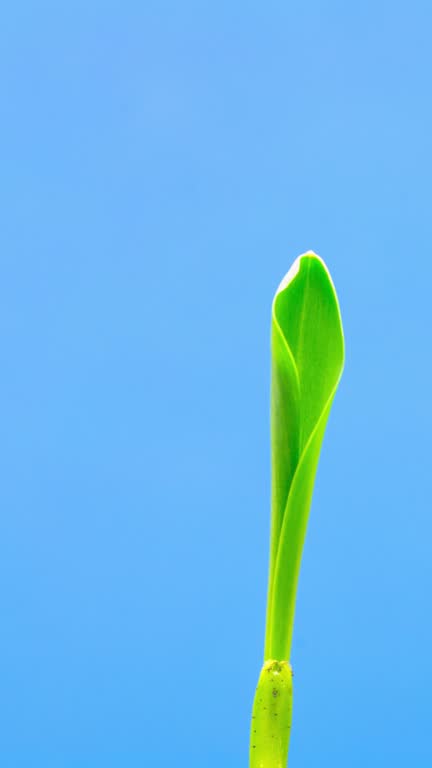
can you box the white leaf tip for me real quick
[275,257,301,295]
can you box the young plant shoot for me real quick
[250,252,344,767]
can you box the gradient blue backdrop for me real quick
[1,2,431,766]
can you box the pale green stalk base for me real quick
[249,660,293,768]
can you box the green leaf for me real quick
[264,252,345,662]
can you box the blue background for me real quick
[1,2,430,765]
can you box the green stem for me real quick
[249,660,293,767]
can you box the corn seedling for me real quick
[250,252,344,767]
